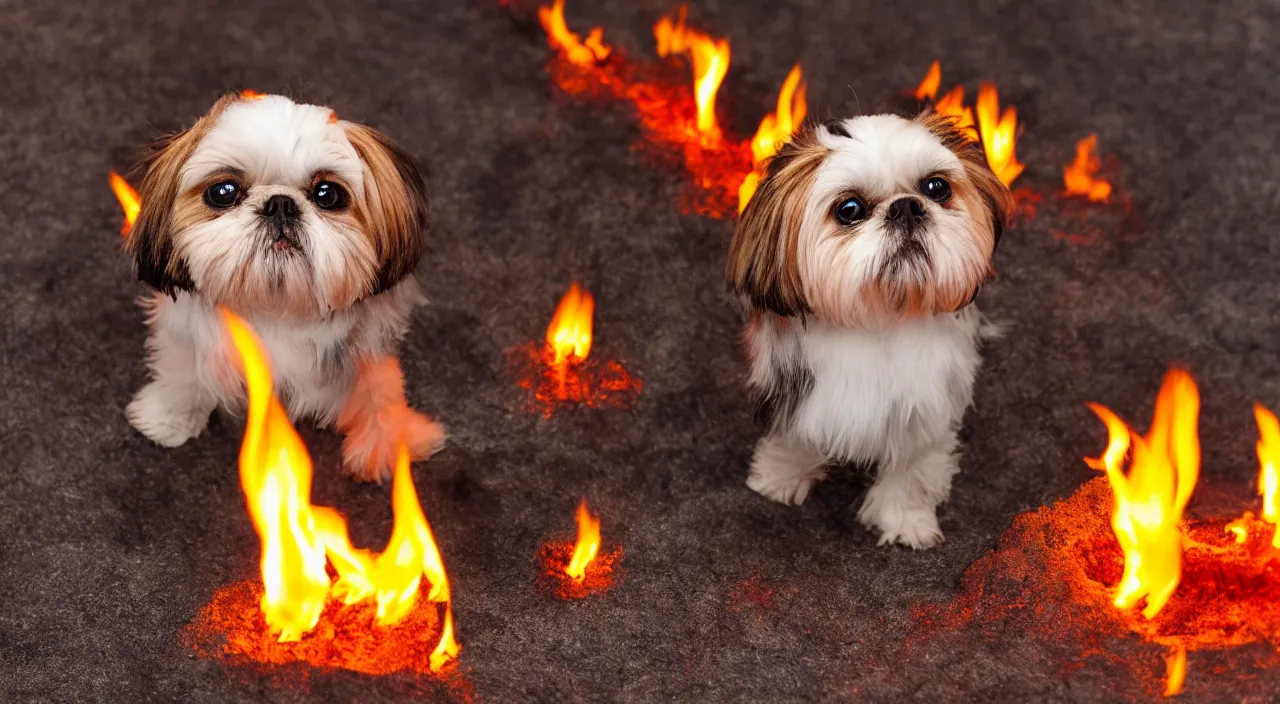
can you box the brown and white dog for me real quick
[728,112,1012,548]
[123,92,444,481]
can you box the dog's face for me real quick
[729,113,1012,328]
[125,93,428,317]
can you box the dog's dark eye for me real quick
[920,176,952,203]
[203,181,241,209]
[312,181,347,210]
[833,197,866,225]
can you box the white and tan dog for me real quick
[124,93,443,481]
[728,112,1012,548]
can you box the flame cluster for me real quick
[1063,134,1113,202]
[222,310,457,671]
[915,61,1024,186]
[738,65,807,212]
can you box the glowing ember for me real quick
[1086,369,1200,620]
[1164,646,1187,696]
[914,59,941,101]
[547,281,594,366]
[241,89,267,100]
[219,310,457,671]
[109,170,140,237]
[565,498,601,582]
[1063,134,1112,202]
[1253,404,1280,548]
[975,83,1024,186]
[738,64,807,212]
[654,4,730,141]
[538,0,610,67]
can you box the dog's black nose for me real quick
[886,197,926,222]
[261,195,300,219]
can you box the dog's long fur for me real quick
[124,93,443,481]
[729,112,1012,548]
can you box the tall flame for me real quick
[915,60,942,101]
[221,310,458,669]
[1253,403,1280,548]
[1063,134,1112,202]
[1164,645,1187,697]
[538,0,610,66]
[654,4,730,141]
[109,170,141,237]
[738,64,807,212]
[546,282,594,365]
[1086,369,1200,620]
[565,498,601,583]
[975,83,1024,186]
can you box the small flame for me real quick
[1225,512,1252,544]
[546,282,594,365]
[1164,645,1187,697]
[975,83,1024,186]
[1253,403,1280,548]
[564,498,601,583]
[1063,134,1112,202]
[1085,368,1200,620]
[109,170,141,237]
[222,310,458,669]
[241,89,267,100]
[738,64,807,212]
[654,4,730,141]
[538,0,610,67]
[915,60,941,101]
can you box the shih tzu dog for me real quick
[727,112,1012,548]
[123,92,444,481]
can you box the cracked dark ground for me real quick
[3,0,1280,701]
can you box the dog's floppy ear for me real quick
[124,93,241,296]
[917,110,1013,250]
[342,123,429,296]
[727,125,828,317]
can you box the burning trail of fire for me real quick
[975,84,1024,187]
[539,0,610,67]
[565,498,601,583]
[654,4,730,141]
[1252,403,1280,548]
[738,64,807,212]
[1063,134,1112,202]
[109,170,140,237]
[547,281,594,366]
[221,309,458,670]
[1086,369,1200,620]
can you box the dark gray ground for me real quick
[3,0,1280,701]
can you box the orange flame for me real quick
[241,89,267,100]
[109,170,141,237]
[564,498,601,583]
[1225,512,1252,544]
[1253,403,1280,548]
[738,64,807,212]
[546,282,594,365]
[1085,368,1200,620]
[1164,645,1187,696]
[654,4,730,141]
[221,310,458,670]
[538,0,610,67]
[1063,134,1112,202]
[915,60,941,101]
[975,83,1024,186]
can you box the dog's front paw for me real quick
[747,466,824,506]
[746,436,827,506]
[857,484,943,549]
[342,407,446,483]
[126,381,211,448]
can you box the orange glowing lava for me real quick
[654,4,730,142]
[1253,404,1280,548]
[109,170,140,237]
[219,309,457,671]
[1063,134,1112,203]
[975,83,1024,187]
[738,64,807,212]
[539,0,610,67]
[547,281,594,366]
[1086,368,1200,620]
[565,498,601,582]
